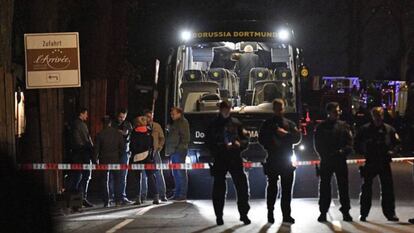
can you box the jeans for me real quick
[103,170,120,202]
[154,151,167,198]
[140,152,166,199]
[141,170,148,198]
[134,169,158,199]
[80,168,92,199]
[109,151,130,200]
[66,171,82,193]
[66,164,92,200]
[171,152,188,198]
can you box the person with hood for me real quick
[207,101,251,226]
[130,111,159,205]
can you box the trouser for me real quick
[66,170,82,193]
[66,161,92,199]
[141,151,166,199]
[319,160,350,214]
[103,170,120,202]
[360,162,396,217]
[171,152,188,198]
[109,151,130,200]
[211,155,250,218]
[80,166,92,199]
[266,170,295,217]
[134,169,158,199]
[154,151,167,198]
[239,76,249,104]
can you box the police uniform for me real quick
[356,122,400,220]
[207,114,250,224]
[314,119,353,218]
[258,115,300,223]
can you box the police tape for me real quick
[18,157,414,171]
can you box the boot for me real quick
[386,215,399,222]
[318,213,327,222]
[268,211,275,224]
[342,212,353,222]
[134,196,142,205]
[216,217,224,225]
[240,215,251,225]
[153,194,160,205]
[283,216,295,224]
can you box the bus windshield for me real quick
[173,41,298,113]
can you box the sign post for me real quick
[24,32,81,89]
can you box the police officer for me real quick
[207,101,251,226]
[356,107,400,221]
[258,98,300,224]
[314,102,353,222]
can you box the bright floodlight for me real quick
[299,145,305,151]
[278,29,290,41]
[181,30,192,41]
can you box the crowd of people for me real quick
[64,100,414,225]
[66,107,190,208]
[207,100,413,225]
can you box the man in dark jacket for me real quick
[258,99,300,224]
[94,116,125,207]
[111,108,133,205]
[67,107,94,208]
[235,45,259,104]
[356,107,400,221]
[314,102,353,222]
[207,101,251,226]
[165,107,190,201]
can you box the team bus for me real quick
[164,21,307,198]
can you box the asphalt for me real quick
[57,162,414,233]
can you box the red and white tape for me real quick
[18,157,414,171]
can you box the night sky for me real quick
[128,0,414,81]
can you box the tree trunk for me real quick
[0,0,16,160]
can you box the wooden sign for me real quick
[24,32,81,89]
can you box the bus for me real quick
[164,21,306,198]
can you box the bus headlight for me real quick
[277,29,290,41]
[181,30,192,41]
